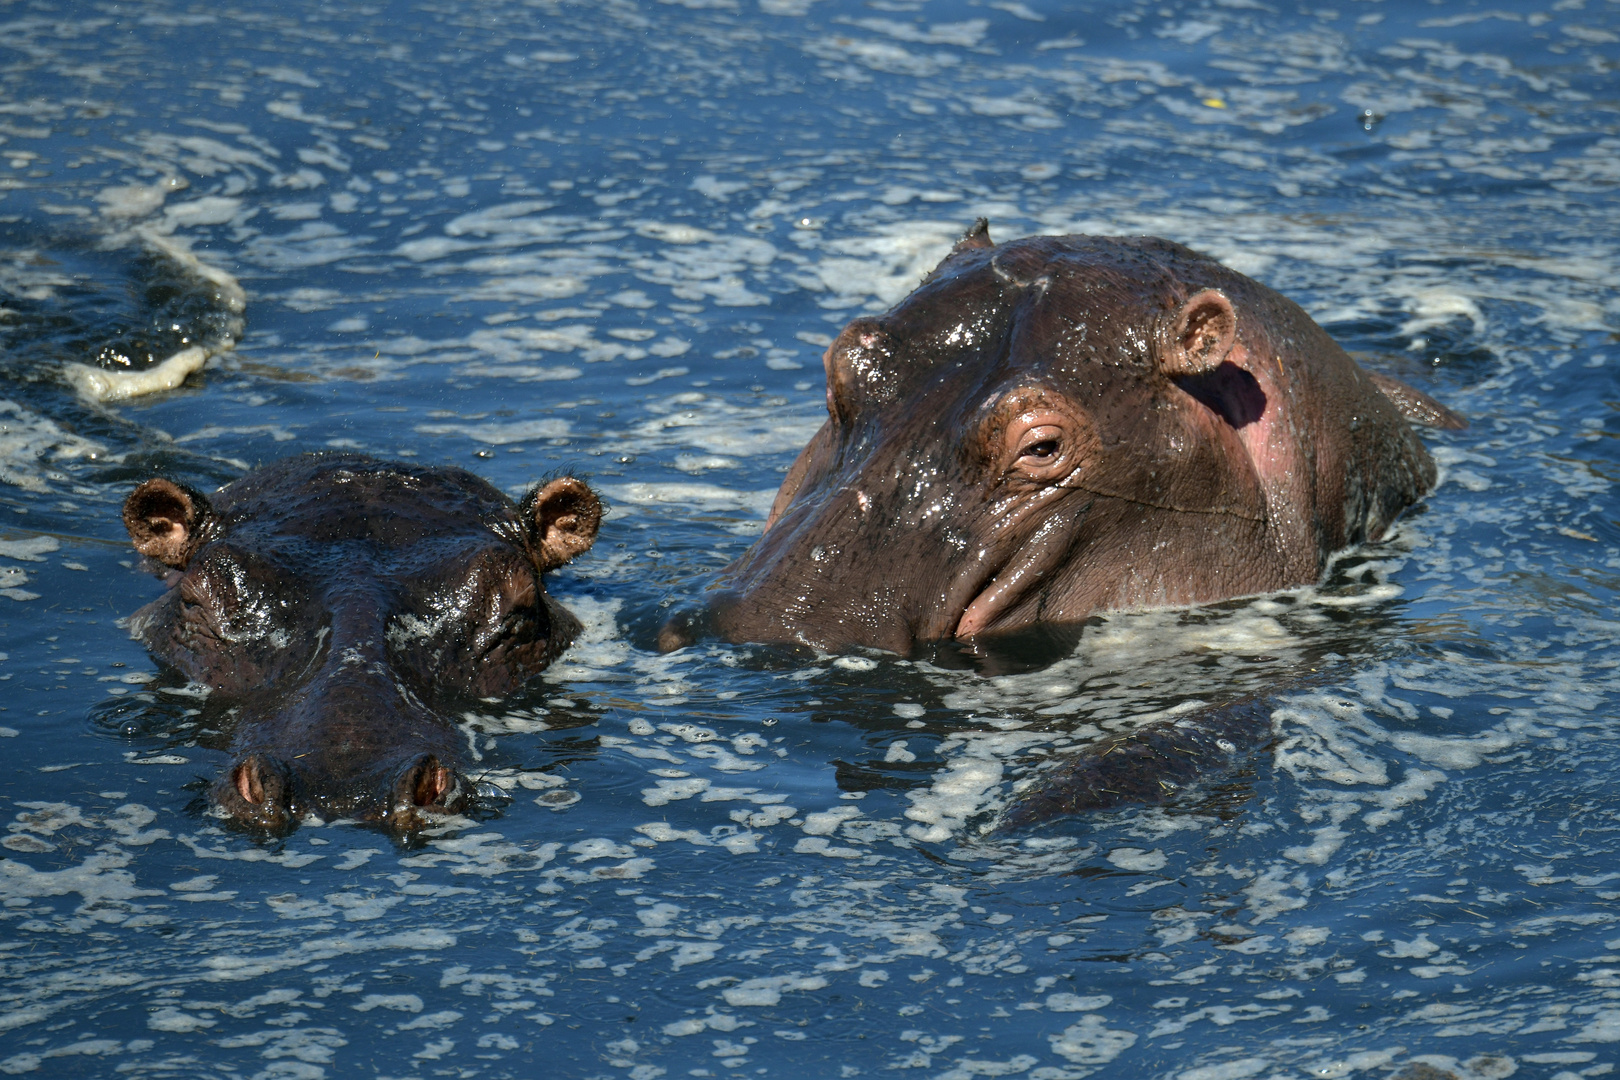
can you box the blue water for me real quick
[0,1,1617,1077]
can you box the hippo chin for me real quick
[663,223,1462,656]
[122,454,602,832]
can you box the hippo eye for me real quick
[1013,425,1064,467]
[1020,438,1059,462]
[1001,415,1075,483]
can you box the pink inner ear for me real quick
[1179,289,1237,374]
[1179,295,1235,364]
[530,477,603,569]
[1218,342,1300,488]
[125,478,210,567]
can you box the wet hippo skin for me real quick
[122,453,602,832]
[663,223,1463,656]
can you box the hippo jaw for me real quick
[125,457,602,834]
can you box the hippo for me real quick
[661,223,1462,656]
[122,454,602,832]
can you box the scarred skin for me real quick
[122,454,602,833]
[664,224,1462,656]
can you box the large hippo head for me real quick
[122,454,601,832]
[666,225,1453,656]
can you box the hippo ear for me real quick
[822,318,898,424]
[952,217,994,254]
[523,477,602,570]
[925,219,994,280]
[1162,289,1238,375]
[123,478,214,568]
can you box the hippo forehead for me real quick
[213,458,521,553]
[855,235,1208,403]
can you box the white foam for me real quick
[0,537,58,562]
[0,846,161,907]
[134,228,246,316]
[629,232,777,306]
[905,730,1045,843]
[844,18,989,47]
[147,1007,217,1033]
[796,220,961,309]
[600,482,776,519]
[1398,286,1487,337]
[96,177,188,219]
[353,994,424,1013]
[719,974,828,1007]
[163,195,244,228]
[0,400,106,493]
[1048,994,1111,1012]
[545,595,629,681]
[1107,848,1167,873]
[64,346,209,402]
[413,418,570,445]
[1049,1014,1138,1064]
[202,927,458,981]
[803,36,961,79]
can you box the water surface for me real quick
[1,1,1618,1078]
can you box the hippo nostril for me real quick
[394,754,462,817]
[215,753,293,829]
[230,754,288,807]
[235,760,264,804]
[413,758,453,807]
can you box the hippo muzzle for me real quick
[212,750,469,832]
[206,644,475,829]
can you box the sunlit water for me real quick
[0,1,1617,1077]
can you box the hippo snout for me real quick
[211,748,471,832]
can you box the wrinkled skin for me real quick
[665,226,1462,655]
[122,454,602,833]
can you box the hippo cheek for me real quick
[212,753,298,832]
[383,753,469,829]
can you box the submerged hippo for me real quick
[122,454,602,832]
[663,223,1461,655]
